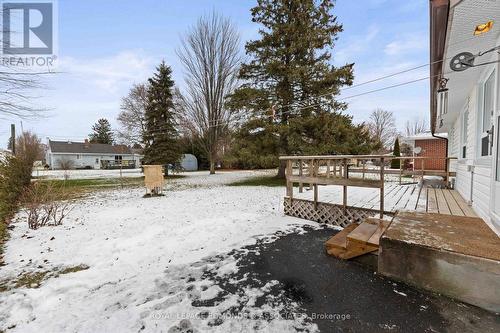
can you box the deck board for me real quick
[442,189,464,216]
[427,188,438,213]
[435,188,451,215]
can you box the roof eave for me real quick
[429,0,450,134]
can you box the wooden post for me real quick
[298,159,303,193]
[380,157,385,218]
[313,160,319,209]
[421,157,425,182]
[362,160,366,179]
[326,160,331,178]
[343,158,347,208]
[309,159,314,190]
[445,157,450,187]
[399,157,403,185]
[333,160,337,177]
[286,159,293,199]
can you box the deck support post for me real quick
[313,160,319,209]
[299,160,303,193]
[286,160,293,199]
[380,157,385,218]
[343,158,348,208]
[309,159,313,190]
[399,157,403,185]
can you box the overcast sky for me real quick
[0,0,429,148]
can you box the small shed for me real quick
[181,154,198,171]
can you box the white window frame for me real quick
[478,69,495,158]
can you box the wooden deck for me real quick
[294,183,477,217]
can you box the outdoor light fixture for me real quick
[437,77,449,117]
[474,21,494,35]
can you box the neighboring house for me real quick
[430,0,500,233]
[46,139,143,170]
[401,132,447,170]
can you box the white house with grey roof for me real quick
[46,139,142,170]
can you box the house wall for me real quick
[49,153,135,170]
[413,139,446,170]
[448,60,498,233]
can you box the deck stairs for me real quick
[325,218,393,259]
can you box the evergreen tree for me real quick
[142,61,182,166]
[391,137,401,169]
[229,0,375,176]
[89,118,114,144]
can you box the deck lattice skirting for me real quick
[284,197,394,227]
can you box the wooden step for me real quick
[347,222,379,245]
[347,219,392,247]
[325,223,359,250]
[327,243,378,260]
[366,220,392,247]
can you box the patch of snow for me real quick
[393,290,407,297]
[0,171,317,332]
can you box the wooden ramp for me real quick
[325,218,392,259]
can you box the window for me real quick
[95,158,99,164]
[480,71,495,156]
[461,108,468,158]
[76,154,81,159]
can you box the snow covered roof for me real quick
[48,140,133,155]
[403,132,448,141]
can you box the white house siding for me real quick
[49,153,135,170]
[449,70,494,225]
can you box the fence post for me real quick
[380,157,385,218]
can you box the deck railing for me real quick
[279,155,457,218]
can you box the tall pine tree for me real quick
[89,118,114,144]
[391,137,401,169]
[143,61,182,166]
[229,0,375,177]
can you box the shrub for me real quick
[1,132,43,260]
[21,182,73,230]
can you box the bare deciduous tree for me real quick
[405,117,428,137]
[368,108,398,148]
[177,12,241,174]
[117,83,148,145]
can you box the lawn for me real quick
[228,175,287,187]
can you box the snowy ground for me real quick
[0,170,322,332]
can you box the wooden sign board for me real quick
[143,165,164,194]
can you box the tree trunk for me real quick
[277,160,286,179]
[210,160,215,175]
[209,151,216,175]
